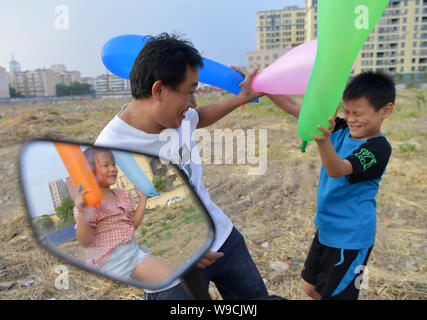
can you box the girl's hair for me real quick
[83,147,115,172]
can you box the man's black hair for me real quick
[130,32,203,99]
[343,71,396,111]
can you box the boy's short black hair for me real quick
[343,71,396,111]
[130,32,204,99]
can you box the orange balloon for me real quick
[53,142,101,208]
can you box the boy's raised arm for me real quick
[268,94,300,119]
[312,117,354,178]
[196,67,263,129]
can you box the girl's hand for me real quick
[311,117,336,144]
[134,186,148,201]
[75,184,91,214]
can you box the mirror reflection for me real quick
[19,140,212,289]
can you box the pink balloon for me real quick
[251,40,318,95]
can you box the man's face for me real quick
[343,97,386,140]
[157,65,199,129]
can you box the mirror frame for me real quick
[18,138,216,290]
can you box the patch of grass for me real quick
[151,248,171,256]
[164,213,177,221]
[240,97,284,118]
[391,105,422,120]
[398,143,416,153]
[57,123,87,135]
[383,128,414,141]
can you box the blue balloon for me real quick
[101,34,257,100]
[111,150,160,197]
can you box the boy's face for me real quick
[343,97,393,140]
[94,152,118,187]
[156,65,199,129]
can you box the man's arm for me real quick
[312,117,353,178]
[196,67,263,129]
[268,94,301,119]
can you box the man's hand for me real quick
[231,66,264,104]
[311,116,336,144]
[196,251,224,269]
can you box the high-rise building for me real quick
[9,55,21,72]
[0,66,9,98]
[50,64,82,85]
[55,70,81,85]
[81,77,95,91]
[9,69,56,97]
[48,179,70,208]
[95,73,130,93]
[247,47,292,71]
[50,64,67,73]
[254,0,427,77]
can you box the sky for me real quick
[0,0,305,78]
[20,141,70,217]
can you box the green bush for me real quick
[152,175,165,192]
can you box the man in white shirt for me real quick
[96,33,268,299]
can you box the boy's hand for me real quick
[311,117,336,144]
[231,66,264,104]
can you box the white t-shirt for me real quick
[95,104,233,292]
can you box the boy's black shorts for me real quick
[301,231,373,300]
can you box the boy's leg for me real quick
[205,227,269,300]
[301,231,373,300]
[302,280,321,300]
[301,231,323,300]
[319,246,373,300]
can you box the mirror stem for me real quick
[180,266,211,300]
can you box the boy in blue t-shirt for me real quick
[269,71,395,299]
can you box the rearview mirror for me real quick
[18,139,215,291]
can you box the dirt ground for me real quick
[0,91,426,300]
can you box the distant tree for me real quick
[56,82,93,96]
[56,83,71,96]
[55,196,76,229]
[34,215,56,235]
[9,85,24,98]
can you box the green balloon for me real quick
[297,0,389,152]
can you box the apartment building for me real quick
[254,0,427,77]
[247,47,291,71]
[95,73,130,93]
[354,0,427,75]
[9,69,56,97]
[0,66,9,98]
[257,6,307,50]
[55,70,81,85]
[48,179,70,208]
